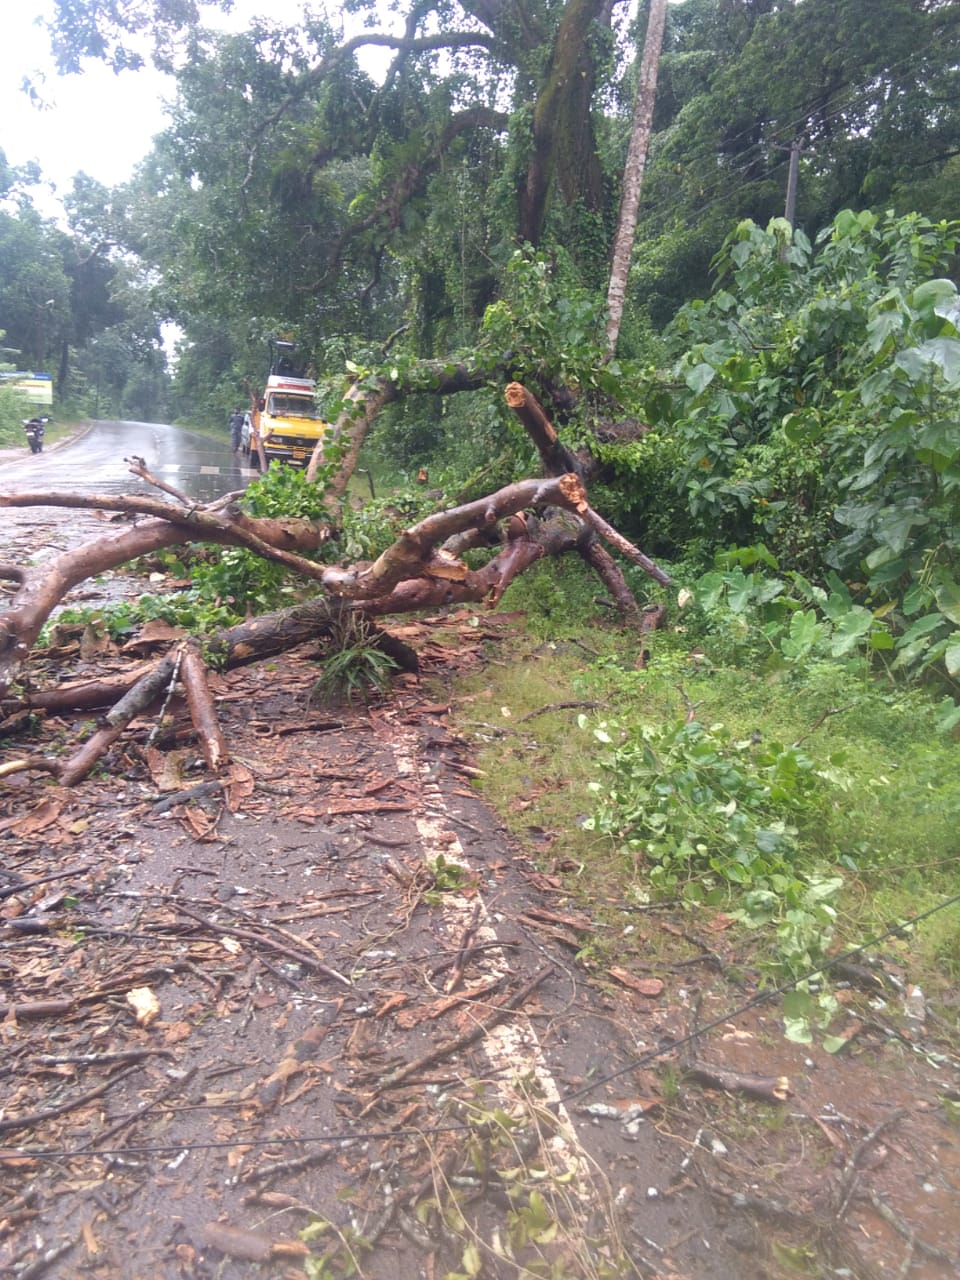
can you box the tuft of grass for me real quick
[308,606,399,708]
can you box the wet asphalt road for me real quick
[0,419,254,504]
[0,420,258,579]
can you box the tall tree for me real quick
[625,0,960,324]
[605,0,668,355]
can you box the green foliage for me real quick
[412,1082,632,1280]
[481,248,614,400]
[243,455,341,520]
[684,540,960,718]
[422,853,467,905]
[340,488,441,563]
[580,711,843,977]
[588,429,690,555]
[640,209,960,696]
[633,0,960,313]
[363,391,519,499]
[300,1217,371,1279]
[0,383,32,445]
[48,589,242,645]
[498,557,612,641]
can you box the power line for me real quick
[635,41,943,229]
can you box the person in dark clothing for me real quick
[229,408,245,451]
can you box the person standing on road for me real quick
[229,408,245,452]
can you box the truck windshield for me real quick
[267,394,321,419]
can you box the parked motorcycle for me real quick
[23,416,50,454]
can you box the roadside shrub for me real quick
[580,712,843,974]
[0,385,32,446]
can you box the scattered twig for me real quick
[792,703,855,747]
[517,700,605,723]
[240,1142,348,1186]
[146,646,184,747]
[152,780,225,813]
[444,901,482,994]
[865,1191,956,1266]
[895,1232,915,1280]
[35,1049,175,1068]
[0,999,74,1020]
[430,939,518,978]
[685,1061,790,1103]
[706,1180,806,1227]
[0,1064,143,1136]
[358,965,554,1115]
[16,1239,76,1279]
[199,1221,310,1263]
[173,901,352,987]
[835,1109,906,1221]
[93,1066,199,1149]
[675,684,703,724]
[675,1125,704,1182]
[0,867,89,903]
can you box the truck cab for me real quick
[248,341,327,467]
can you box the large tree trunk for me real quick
[605,0,668,355]
[0,384,669,782]
[518,0,610,246]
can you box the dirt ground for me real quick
[1,605,958,1280]
[0,435,958,1279]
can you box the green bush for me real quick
[0,385,33,446]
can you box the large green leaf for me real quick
[828,606,874,656]
[685,362,717,394]
[934,582,960,626]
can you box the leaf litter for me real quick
[0,611,957,1278]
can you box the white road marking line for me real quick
[390,728,592,1185]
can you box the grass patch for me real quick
[444,587,960,1021]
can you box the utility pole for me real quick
[784,139,802,228]
[776,138,807,262]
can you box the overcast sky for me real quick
[4,7,169,206]
[2,2,350,215]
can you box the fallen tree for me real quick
[0,384,669,784]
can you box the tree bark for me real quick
[519,0,609,245]
[0,382,671,781]
[180,642,229,771]
[605,0,668,355]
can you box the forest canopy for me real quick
[1,0,958,698]
[5,0,958,410]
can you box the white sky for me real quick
[5,7,167,205]
[2,2,337,214]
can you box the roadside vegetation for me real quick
[38,207,960,1042]
[4,0,959,1043]
[449,563,960,1034]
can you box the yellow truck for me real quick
[245,340,328,467]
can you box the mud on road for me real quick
[1,615,958,1280]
